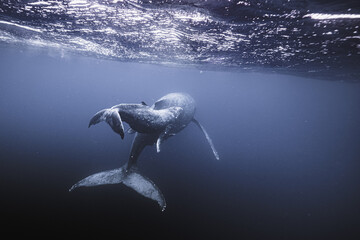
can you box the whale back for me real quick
[153,92,195,126]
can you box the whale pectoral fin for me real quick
[192,118,220,160]
[156,137,162,153]
[69,165,166,211]
[156,125,174,153]
[89,108,125,139]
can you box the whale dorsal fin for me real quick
[192,118,220,160]
[141,101,147,106]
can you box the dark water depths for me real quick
[0,46,359,238]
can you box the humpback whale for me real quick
[69,92,219,211]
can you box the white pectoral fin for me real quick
[192,118,220,160]
[156,125,173,153]
[88,108,125,139]
[69,166,166,211]
[156,137,162,153]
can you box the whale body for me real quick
[69,92,219,211]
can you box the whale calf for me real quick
[69,92,219,211]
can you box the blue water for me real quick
[1,0,360,239]
[0,46,359,238]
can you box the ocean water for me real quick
[1,1,360,239]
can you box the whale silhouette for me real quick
[69,92,219,211]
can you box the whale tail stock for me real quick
[69,164,166,211]
[88,108,125,139]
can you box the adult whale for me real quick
[69,92,219,211]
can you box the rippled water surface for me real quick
[1,0,359,81]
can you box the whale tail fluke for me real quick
[89,108,125,139]
[69,165,166,211]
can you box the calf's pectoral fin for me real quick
[192,118,220,160]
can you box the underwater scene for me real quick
[0,0,359,239]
